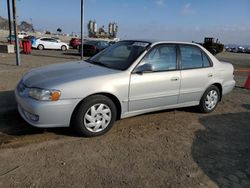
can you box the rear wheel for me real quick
[72,95,117,137]
[198,85,220,113]
[38,44,44,50]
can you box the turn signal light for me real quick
[51,91,61,101]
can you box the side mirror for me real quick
[134,64,154,74]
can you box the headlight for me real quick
[28,88,61,101]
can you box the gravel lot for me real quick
[0,50,249,188]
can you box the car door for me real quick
[47,38,58,49]
[178,45,214,104]
[40,38,51,49]
[129,44,181,112]
[52,39,61,49]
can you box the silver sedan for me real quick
[15,40,235,136]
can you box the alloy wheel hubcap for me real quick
[84,103,111,133]
[205,90,218,110]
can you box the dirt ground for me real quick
[0,50,249,188]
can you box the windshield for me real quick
[87,41,151,70]
[85,41,99,45]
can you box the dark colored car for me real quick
[109,41,116,45]
[79,40,110,56]
[245,47,250,54]
[69,38,81,49]
[7,34,16,42]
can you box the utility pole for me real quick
[7,0,12,43]
[12,0,20,66]
[80,0,84,60]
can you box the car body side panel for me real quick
[214,61,235,95]
[129,71,181,111]
[179,67,214,104]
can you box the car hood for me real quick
[22,61,120,88]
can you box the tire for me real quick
[198,85,220,113]
[61,45,67,51]
[38,44,44,50]
[72,95,117,137]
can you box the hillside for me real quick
[0,16,34,32]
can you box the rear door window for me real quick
[180,46,203,69]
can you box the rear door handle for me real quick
[208,73,213,77]
[171,77,179,81]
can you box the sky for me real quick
[1,0,250,45]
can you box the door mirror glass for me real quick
[134,64,154,73]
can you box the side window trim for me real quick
[202,51,213,67]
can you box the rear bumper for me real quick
[15,89,81,128]
[223,80,236,95]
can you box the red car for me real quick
[69,38,81,49]
[79,40,110,56]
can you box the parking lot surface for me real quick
[0,50,249,187]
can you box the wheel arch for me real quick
[211,83,223,101]
[37,44,44,49]
[70,92,122,126]
[61,45,67,49]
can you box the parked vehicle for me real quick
[69,38,81,49]
[7,34,16,42]
[15,40,235,137]
[225,46,232,52]
[18,31,28,39]
[32,37,69,51]
[237,46,245,53]
[109,41,117,45]
[79,40,109,56]
[231,47,238,53]
[195,37,224,55]
[245,47,250,53]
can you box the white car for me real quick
[32,37,69,51]
[18,31,27,39]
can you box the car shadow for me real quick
[242,104,250,110]
[192,112,250,187]
[62,52,80,56]
[62,52,91,58]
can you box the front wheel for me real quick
[198,85,220,113]
[38,44,44,50]
[72,95,117,137]
[61,45,67,51]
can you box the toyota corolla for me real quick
[15,40,235,136]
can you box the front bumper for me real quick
[15,89,81,128]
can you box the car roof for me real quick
[39,37,58,40]
[121,39,201,47]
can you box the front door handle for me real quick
[208,73,213,77]
[171,77,179,81]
